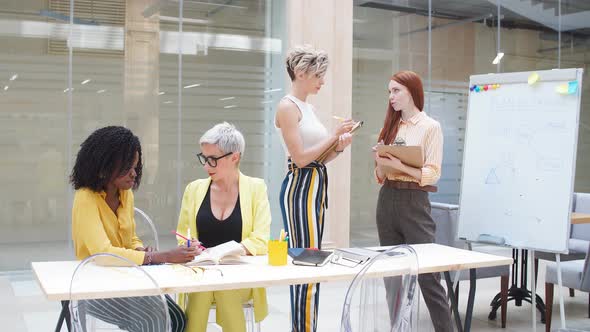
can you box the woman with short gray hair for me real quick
[199,122,245,156]
[177,122,271,332]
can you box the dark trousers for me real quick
[376,186,453,332]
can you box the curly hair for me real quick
[70,126,143,191]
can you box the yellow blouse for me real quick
[72,188,145,265]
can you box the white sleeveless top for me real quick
[275,95,329,156]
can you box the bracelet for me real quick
[335,149,344,153]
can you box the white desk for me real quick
[34,243,512,332]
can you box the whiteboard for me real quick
[458,68,583,253]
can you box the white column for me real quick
[124,0,160,189]
[286,0,353,248]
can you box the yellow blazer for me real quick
[176,172,271,321]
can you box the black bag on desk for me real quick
[289,248,333,267]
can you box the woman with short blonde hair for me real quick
[275,45,355,332]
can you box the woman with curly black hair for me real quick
[71,126,198,332]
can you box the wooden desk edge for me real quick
[571,212,590,224]
[38,257,513,301]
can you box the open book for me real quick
[186,240,246,266]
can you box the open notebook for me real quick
[186,240,246,266]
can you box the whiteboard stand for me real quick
[556,253,566,330]
[530,249,536,332]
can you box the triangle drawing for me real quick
[485,168,500,184]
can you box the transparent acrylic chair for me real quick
[340,245,418,332]
[55,208,163,332]
[207,300,260,332]
[134,207,160,251]
[69,253,171,332]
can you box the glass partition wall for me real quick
[1,0,588,268]
[350,0,590,246]
[0,0,286,270]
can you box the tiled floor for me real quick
[1,239,590,331]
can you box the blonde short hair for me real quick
[199,122,245,155]
[285,45,329,81]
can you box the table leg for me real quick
[444,271,463,332]
[55,300,71,332]
[464,268,477,332]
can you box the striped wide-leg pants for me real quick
[81,294,186,332]
[279,160,328,332]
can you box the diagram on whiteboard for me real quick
[484,153,517,185]
[485,168,500,184]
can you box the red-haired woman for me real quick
[373,71,451,332]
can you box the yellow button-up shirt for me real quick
[72,188,145,265]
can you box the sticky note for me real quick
[568,81,578,94]
[528,72,540,85]
[556,84,568,94]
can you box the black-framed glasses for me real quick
[196,152,232,167]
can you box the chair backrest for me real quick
[134,207,160,251]
[340,245,418,332]
[572,193,590,241]
[69,253,171,332]
[431,202,463,248]
[580,243,590,292]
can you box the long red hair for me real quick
[377,71,424,144]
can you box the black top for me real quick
[196,185,242,248]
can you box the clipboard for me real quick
[317,120,364,162]
[376,145,423,174]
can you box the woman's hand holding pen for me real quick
[163,246,201,264]
[187,238,206,253]
[145,246,200,264]
[333,118,355,137]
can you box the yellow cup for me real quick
[268,240,288,266]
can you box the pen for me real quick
[187,227,191,248]
[280,229,286,242]
[172,230,206,250]
[171,230,189,241]
[332,115,346,122]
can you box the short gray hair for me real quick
[199,122,245,155]
[285,45,329,81]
